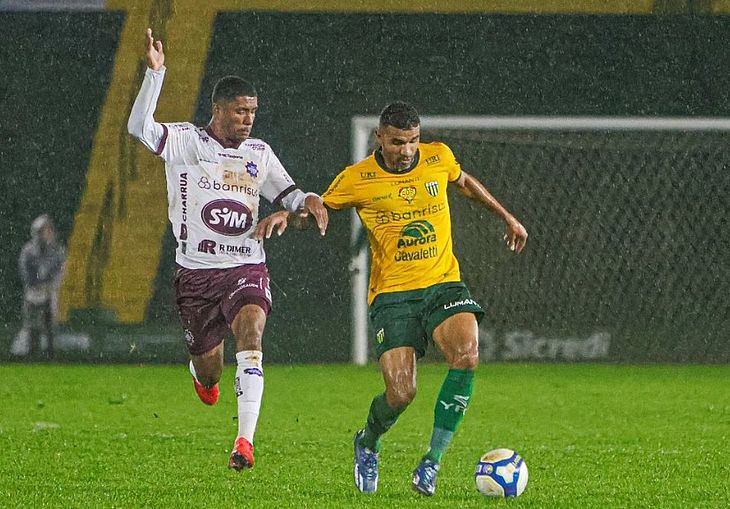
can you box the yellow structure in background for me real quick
[60,0,220,322]
[59,0,721,323]
[713,0,730,12]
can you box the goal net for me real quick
[350,116,730,364]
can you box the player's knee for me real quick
[388,384,417,409]
[235,329,263,351]
[232,308,266,350]
[448,345,479,370]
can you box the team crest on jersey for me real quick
[425,181,439,196]
[398,185,417,204]
[376,328,385,344]
[245,161,258,177]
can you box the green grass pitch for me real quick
[1,363,728,508]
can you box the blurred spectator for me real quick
[11,214,66,359]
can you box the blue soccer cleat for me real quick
[353,429,379,493]
[412,457,440,496]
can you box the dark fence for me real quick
[1,11,728,362]
[436,129,729,362]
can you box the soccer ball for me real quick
[474,448,528,497]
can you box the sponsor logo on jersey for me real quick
[198,176,259,196]
[201,199,253,236]
[219,153,245,160]
[394,220,438,262]
[247,143,265,151]
[246,161,259,177]
[425,154,440,165]
[360,171,377,179]
[425,180,439,196]
[197,239,253,256]
[198,239,216,254]
[390,176,419,186]
[219,244,252,255]
[398,185,417,204]
[397,221,436,248]
[372,193,391,203]
[180,173,188,222]
[374,203,446,224]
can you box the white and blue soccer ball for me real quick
[474,448,528,497]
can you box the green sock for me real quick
[359,393,403,451]
[426,368,475,463]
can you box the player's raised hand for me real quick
[253,210,289,240]
[503,216,528,253]
[145,28,164,71]
[303,194,329,236]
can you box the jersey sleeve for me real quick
[322,169,356,209]
[156,123,199,164]
[441,143,463,182]
[259,145,301,211]
[127,66,196,164]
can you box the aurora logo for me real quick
[397,220,436,248]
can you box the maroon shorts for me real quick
[174,263,272,355]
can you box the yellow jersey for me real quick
[323,142,463,303]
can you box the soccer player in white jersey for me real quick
[127,28,328,471]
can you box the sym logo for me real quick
[201,199,253,236]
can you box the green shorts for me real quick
[369,281,485,359]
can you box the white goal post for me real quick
[349,115,730,365]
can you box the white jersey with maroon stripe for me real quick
[128,66,308,269]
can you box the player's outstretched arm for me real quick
[127,28,167,152]
[145,28,164,71]
[452,171,528,253]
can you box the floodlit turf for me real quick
[0,363,728,508]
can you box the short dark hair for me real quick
[379,101,420,130]
[212,76,257,104]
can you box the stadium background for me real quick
[0,0,728,363]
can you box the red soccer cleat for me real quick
[228,436,255,471]
[192,376,219,405]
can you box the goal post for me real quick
[349,116,730,365]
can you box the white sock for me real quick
[189,360,199,381]
[235,350,264,443]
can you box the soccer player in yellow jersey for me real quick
[323,102,528,496]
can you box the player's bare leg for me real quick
[190,342,224,405]
[413,312,479,496]
[228,304,267,471]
